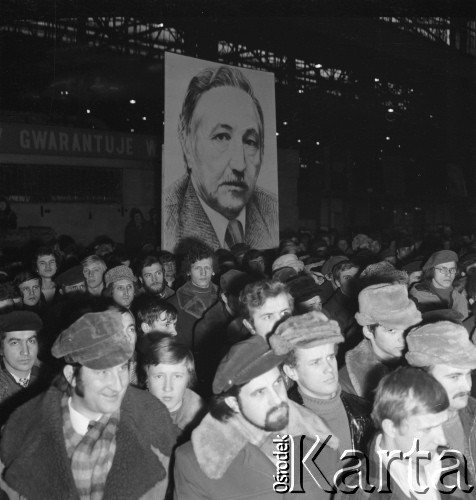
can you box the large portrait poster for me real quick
[162,52,279,252]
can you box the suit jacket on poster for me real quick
[164,174,279,251]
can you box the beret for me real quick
[213,335,285,394]
[401,261,423,274]
[406,321,476,369]
[219,270,248,296]
[355,283,422,330]
[104,265,137,287]
[0,311,42,333]
[422,250,458,271]
[55,265,85,287]
[51,310,134,369]
[270,311,343,355]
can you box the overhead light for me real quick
[388,108,394,113]
[130,99,136,104]
[374,78,380,83]
[386,136,390,141]
[297,139,301,143]
[142,116,147,121]
[86,109,91,114]
[283,121,288,125]
[316,141,320,146]
[276,132,279,136]
[315,63,322,69]
[131,129,135,133]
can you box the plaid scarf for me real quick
[62,395,119,500]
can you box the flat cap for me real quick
[55,265,85,287]
[51,310,134,369]
[272,254,304,273]
[406,321,476,369]
[104,265,137,287]
[270,311,343,355]
[355,283,422,330]
[213,335,285,394]
[422,250,458,271]
[321,255,349,277]
[0,311,42,332]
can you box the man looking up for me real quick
[406,321,476,484]
[339,283,422,401]
[0,310,176,499]
[165,65,278,250]
[174,334,338,499]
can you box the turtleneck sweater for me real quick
[299,384,352,455]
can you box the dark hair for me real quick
[209,384,243,422]
[332,260,359,283]
[13,271,40,288]
[135,254,163,278]
[32,246,58,270]
[240,279,293,321]
[183,243,215,275]
[372,366,449,430]
[135,295,177,332]
[158,250,176,265]
[129,208,145,222]
[137,333,196,389]
[179,65,264,170]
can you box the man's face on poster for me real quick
[184,86,263,220]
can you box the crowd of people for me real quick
[0,225,476,498]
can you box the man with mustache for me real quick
[174,334,338,499]
[164,64,278,251]
[406,321,476,484]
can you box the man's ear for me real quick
[243,319,255,335]
[224,396,239,412]
[283,364,299,383]
[141,322,151,334]
[382,418,398,439]
[63,365,76,387]
[181,134,196,171]
[362,325,372,340]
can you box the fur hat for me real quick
[406,321,476,369]
[270,311,343,355]
[352,234,373,252]
[104,265,137,287]
[52,310,134,369]
[272,254,304,273]
[0,311,42,333]
[422,250,458,271]
[355,283,422,330]
[360,261,409,286]
[213,335,285,394]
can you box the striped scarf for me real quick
[62,395,119,500]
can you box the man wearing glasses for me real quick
[410,249,469,320]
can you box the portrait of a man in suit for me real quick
[164,63,279,251]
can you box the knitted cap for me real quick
[213,335,285,394]
[51,310,134,369]
[104,265,137,287]
[422,250,458,271]
[360,261,409,286]
[270,311,343,355]
[272,254,304,273]
[406,321,476,369]
[355,283,422,330]
[0,311,43,333]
